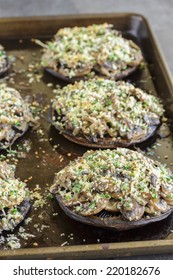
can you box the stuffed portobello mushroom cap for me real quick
[50,148,173,230]
[50,78,164,148]
[41,23,143,82]
[0,84,36,149]
[0,161,30,234]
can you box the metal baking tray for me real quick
[0,13,173,259]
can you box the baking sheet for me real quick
[0,13,173,259]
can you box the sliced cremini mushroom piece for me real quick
[147,199,170,213]
[104,199,119,212]
[150,173,158,187]
[63,196,89,207]
[76,198,107,216]
[161,184,173,195]
[120,200,145,221]
[164,195,173,206]
[93,179,121,196]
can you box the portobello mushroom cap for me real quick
[0,84,36,149]
[0,45,10,76]
[50,78,164,148]
[40,23,143,82]
[0,161,30,234]
[50,148,173,230]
